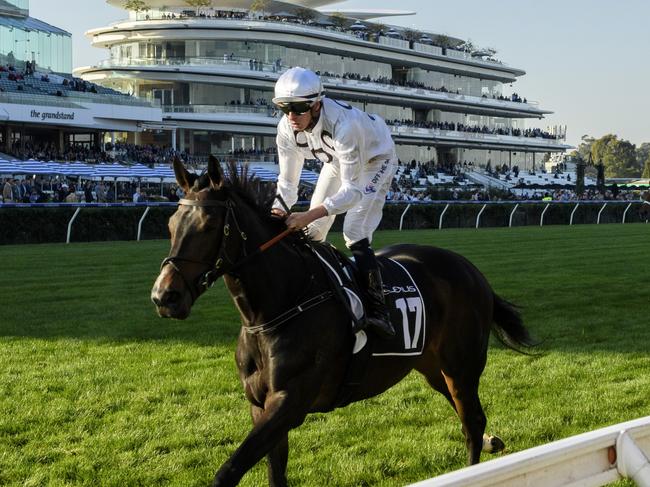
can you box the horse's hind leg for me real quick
[252,406,289,487]
[418,360,488,464]
[441,370,487,465]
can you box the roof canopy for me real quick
[107,0,345,10]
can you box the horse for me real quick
[639,191,650,221]
[151,157,536,487]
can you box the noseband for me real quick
[161,196,250,303]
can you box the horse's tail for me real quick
[491,294,537,354]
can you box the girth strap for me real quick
[245,290,333,335]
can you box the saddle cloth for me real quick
[311,244,426,357]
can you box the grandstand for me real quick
[0,0,164,166]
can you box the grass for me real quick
[0,224,648,486]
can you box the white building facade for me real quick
[77,0,570,169]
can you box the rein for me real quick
[161,192,334,335]
[161,196,292,302]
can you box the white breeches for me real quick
[307,158,397,247]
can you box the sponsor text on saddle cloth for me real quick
[313,247,426,357]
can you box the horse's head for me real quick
[151,156,244,319]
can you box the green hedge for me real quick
[0,202,645,245]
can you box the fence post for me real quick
[508,203,519,228]
[597,203,608,224]
[570,203,580,226]
[399,204,411,231]
[540,203,550,227]
[66,207,81,244]
[439,203,450,230]
[622,203,633,224]
[137,206,151,241]
[475,204,487,229]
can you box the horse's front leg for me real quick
[212,391,307,487]
[251,405,289,487]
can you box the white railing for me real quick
[106,15,512,70]
[413,43,443,56]
[379,36,410,49]
[388,126,567,148]
[408,415,650,487]
[162,104,275,116]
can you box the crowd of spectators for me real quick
[318,70,529,103]
[2,139,645,206]
[0,174,188,204]
[9,142,112,163]
[0,61,120,99]
[6,141,200,167]
[386,119,558,140]
[227,98,271,107]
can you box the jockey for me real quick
[272,67,398,338]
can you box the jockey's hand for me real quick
[285,206,328,231]
[270,208,287,219]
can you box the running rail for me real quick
[407,416,650,487]
[137,207,151,241]
[66,207,81,244]
[399,204,411,231]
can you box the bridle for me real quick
[160,193,292,303]
[160,190,337,336]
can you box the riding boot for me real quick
[350,239,395,339]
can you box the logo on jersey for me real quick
[371,160,390,185]
[384,285,417,294]
[364,183,377,194]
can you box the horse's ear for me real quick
[207,155,223,188]
[173,156,191,192]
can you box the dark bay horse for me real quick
[151,157,535,487]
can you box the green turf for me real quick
[0,224,648,486]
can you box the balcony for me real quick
[97,13,514,73]
[90,57,542,116]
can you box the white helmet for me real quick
[273,67,324,105]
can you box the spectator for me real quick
[2,178,14,202]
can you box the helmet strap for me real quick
[305,102,322,133]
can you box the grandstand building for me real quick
[0,0,161,158]
[77,0,570,169]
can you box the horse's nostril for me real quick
[153,290,181,307]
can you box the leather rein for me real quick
[160,195,292,304]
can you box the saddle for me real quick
[307,241,426,408]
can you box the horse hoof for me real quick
[482,434,505,453]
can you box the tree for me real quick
[575,155,585,196]
[458,39,475,53]
[591,134,639,178]
[367,22,387,40]
[402,28,422,45]
[574,134,595,162]
[293,7,315,23]
[329,12,348,30]
[636,142,650,169]
[250,0,270,17]
[433,34,452,49]
[184,0,211,14]
[124,0,149,12]
[643,156,650,179]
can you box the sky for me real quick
[28,0,650,149]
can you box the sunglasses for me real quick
[276,101,314,115]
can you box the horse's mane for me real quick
[191,160,278,219]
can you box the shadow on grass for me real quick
[0,279,243,347]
